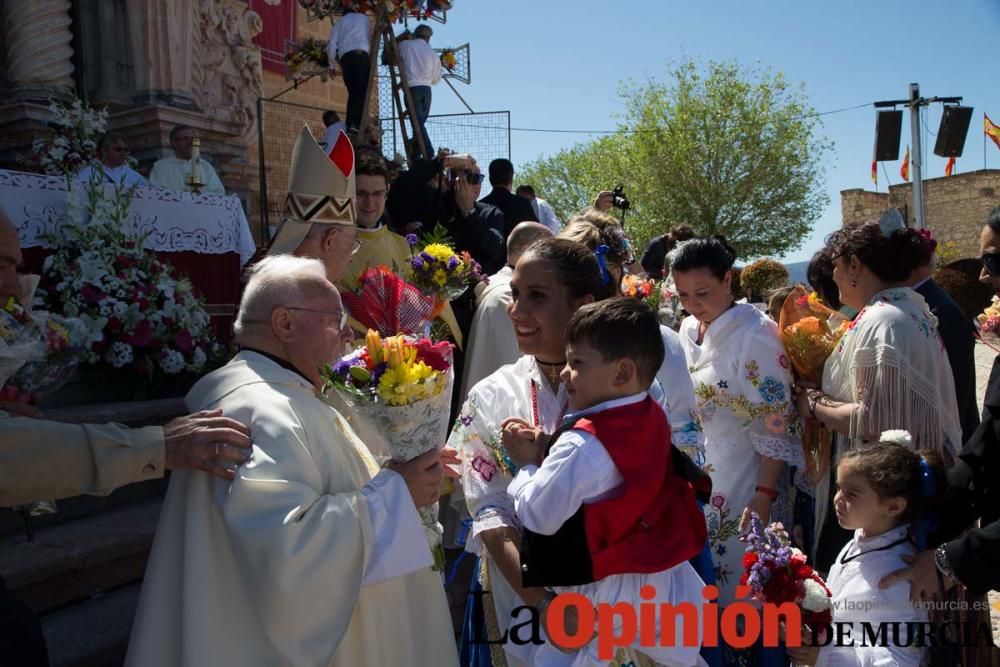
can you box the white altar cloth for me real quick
[0,169,256,264]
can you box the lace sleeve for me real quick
[446,391,519,554]
[738,329,805,469]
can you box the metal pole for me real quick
[908,83,925,230]
[257,96,269,243]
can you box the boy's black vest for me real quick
[519,397,709,588]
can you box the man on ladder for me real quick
[325,6,371,136]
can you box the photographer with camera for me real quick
[592,185,631,215]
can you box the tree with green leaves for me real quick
[519,60,831,259]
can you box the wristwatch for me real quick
[934,544,958,584]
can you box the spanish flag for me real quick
[945,156,956,177]
[987,114,1000,151]
[900,145,910,181]
[871,159,877,185]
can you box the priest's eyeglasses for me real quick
[286,307,349,330]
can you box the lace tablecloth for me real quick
[0,169,256,264]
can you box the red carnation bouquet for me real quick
[741,513,832,642]
[339,265,436,337]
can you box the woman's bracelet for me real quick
[808,391,820,419]
[755,485,778,501]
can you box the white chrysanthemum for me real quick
[801,578,831,612]
[105,341,133,368]
[188,346,207,371]
[111,300,128,317]
[160,349,185,375]
[879,430,913,448]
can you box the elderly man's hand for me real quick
[0,400,42,418]
[163,409,252,481]
[388,448,444,508]
[453,172,479,212]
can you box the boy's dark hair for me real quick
[565,297,664,387]
[322,110,341,127]
[839,442,945,522]
[516,184,535,196]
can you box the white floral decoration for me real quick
[879,429,913,448]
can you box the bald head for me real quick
[506,221,552,267]
[0,208,23,303]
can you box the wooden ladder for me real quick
[357,7,427,162]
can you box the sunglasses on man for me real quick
[450,170,484,185]
[982,253,1000,277]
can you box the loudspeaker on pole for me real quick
[873,110,903,162]
[933,105,973,158]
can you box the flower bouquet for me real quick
[285,37,329,81]
[741,513,832,655]
[339,265,435,338]
[974,297,1000,353]
[778,285,849,485]
[405,225,486,317]
[18,98,107,179]
[322,330,455,570]
[38,180,223,399]
[620,274,654,300]
[439,48,457,71]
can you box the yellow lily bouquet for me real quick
[322,330,455,570]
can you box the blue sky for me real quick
[417,0,1000,262]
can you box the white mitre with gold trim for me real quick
[267,125,356,255]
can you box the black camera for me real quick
[611,184,630,211]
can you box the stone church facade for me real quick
[0,0,354,243]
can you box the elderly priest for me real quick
[126,255,458,666]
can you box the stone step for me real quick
[41,583,141,667]
[0,500,161,614]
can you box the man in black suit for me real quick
[479,158,537,240]
[909,256,980,444]
[880,354,1000,601]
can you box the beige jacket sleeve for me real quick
[0,413,165,506]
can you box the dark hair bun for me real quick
[828,222,931,282]
[668,235,737,280]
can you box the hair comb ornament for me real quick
[595,244,611,285]
[915,456,938,550]
[917,228,938,253]
[877,208,907,238]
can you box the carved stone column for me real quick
[2,0,75,95]
[129,0,199,108]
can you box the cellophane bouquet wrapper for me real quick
[325,340,454,569]
[778,285,848,486]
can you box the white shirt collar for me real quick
[911,277,931,291]
[851,523,911,550]
[565,391,648,421]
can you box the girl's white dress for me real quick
[817,524,927,666]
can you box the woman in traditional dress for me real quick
[450,239,605,666]
[450,237,705,666]
[792,221,962,570]
[669,237,803,601]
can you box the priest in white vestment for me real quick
[149,125,225,194]
[459,222,552,402]
[127,255,458,667]
[75,132,149,187]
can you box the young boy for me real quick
[503,298,708,667]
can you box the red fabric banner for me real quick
[249,0,298,75]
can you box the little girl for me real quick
[787,433,941,666]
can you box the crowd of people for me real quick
[3,114,1000,666]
